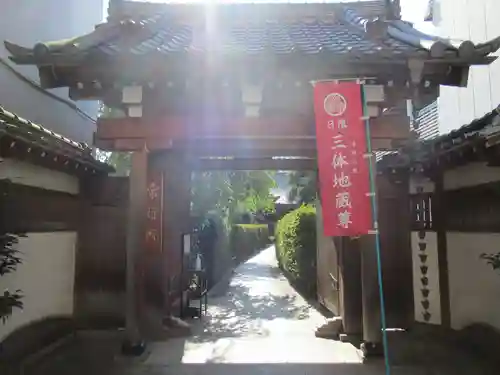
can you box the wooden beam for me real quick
[190,158,317,170]
[181,139,317,157]
[95,136,405,153]
[97,116,314,139]
[96,114,410,141]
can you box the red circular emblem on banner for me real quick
[324,93,347,117]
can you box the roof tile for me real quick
[378,104,500,171]
[97,15,411,58]
[4,3,499,65]
[0,106,111,173]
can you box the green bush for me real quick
[275,205,317,297]
[230,224,270,263]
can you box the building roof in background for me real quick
[414,100,439,140]
[0,106,112,175]
[4,1,500,65]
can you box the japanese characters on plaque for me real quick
[314,82,372,237]
[145,171,164,252]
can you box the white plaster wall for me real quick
[443,163,500,190]
[0,158,79,194]
[441,164,500,330]
[411,231,442,325]
[447,233,500,330]
[0,157,79,340]
[436,0,500,135]
[0,232,77,340]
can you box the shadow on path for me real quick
[19,246,498,374]
[191,258,312,343]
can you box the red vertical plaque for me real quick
[314,81,372,236]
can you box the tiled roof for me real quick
[4,2,500,64]
[95,14,410,57]
[378,104,500,171]
[0,106,112,173]
[423,104,500,152]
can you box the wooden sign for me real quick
[145,170,164,252]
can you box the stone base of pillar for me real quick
[339,333,362,347]
[360,341,384,358]
[121,340,147,357]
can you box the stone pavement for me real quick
[144,246,363,366]
[25,246,497,375]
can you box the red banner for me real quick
[314,81,372,236]
[145,171,164,252]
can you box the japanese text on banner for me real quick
[313,82,372,237]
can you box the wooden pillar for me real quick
[141,160,167,336]
[123,150,147,354]
[359,152,383,354]
[338,237,363,337]
[433,172,451,327]
[377,175,413,329]
[360,235,383,353]
[161,151,192,317]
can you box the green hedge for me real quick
[275,205,317,297]
[230,224,270,263]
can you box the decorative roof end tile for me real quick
[457,40,476,59]
[386,0,402,20]
[365,18,388,39]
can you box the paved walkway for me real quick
[27,246,496,375]
[145,246,362,365]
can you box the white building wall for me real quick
[0,160,79,341]
[0,158,79,195]
[0,232,77,341]
[435,0,500,134]
[409,165,500,330]
[443,164,500,331]
[0,0,103,144]
[446,232,500,330]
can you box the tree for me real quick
[287,171,318,205]
[0,233,23,323]
[481,252,500,272]
[191,171,235,221]
[95,149,131,176]
[191,170,277,225]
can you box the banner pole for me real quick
[360,84,391,375]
